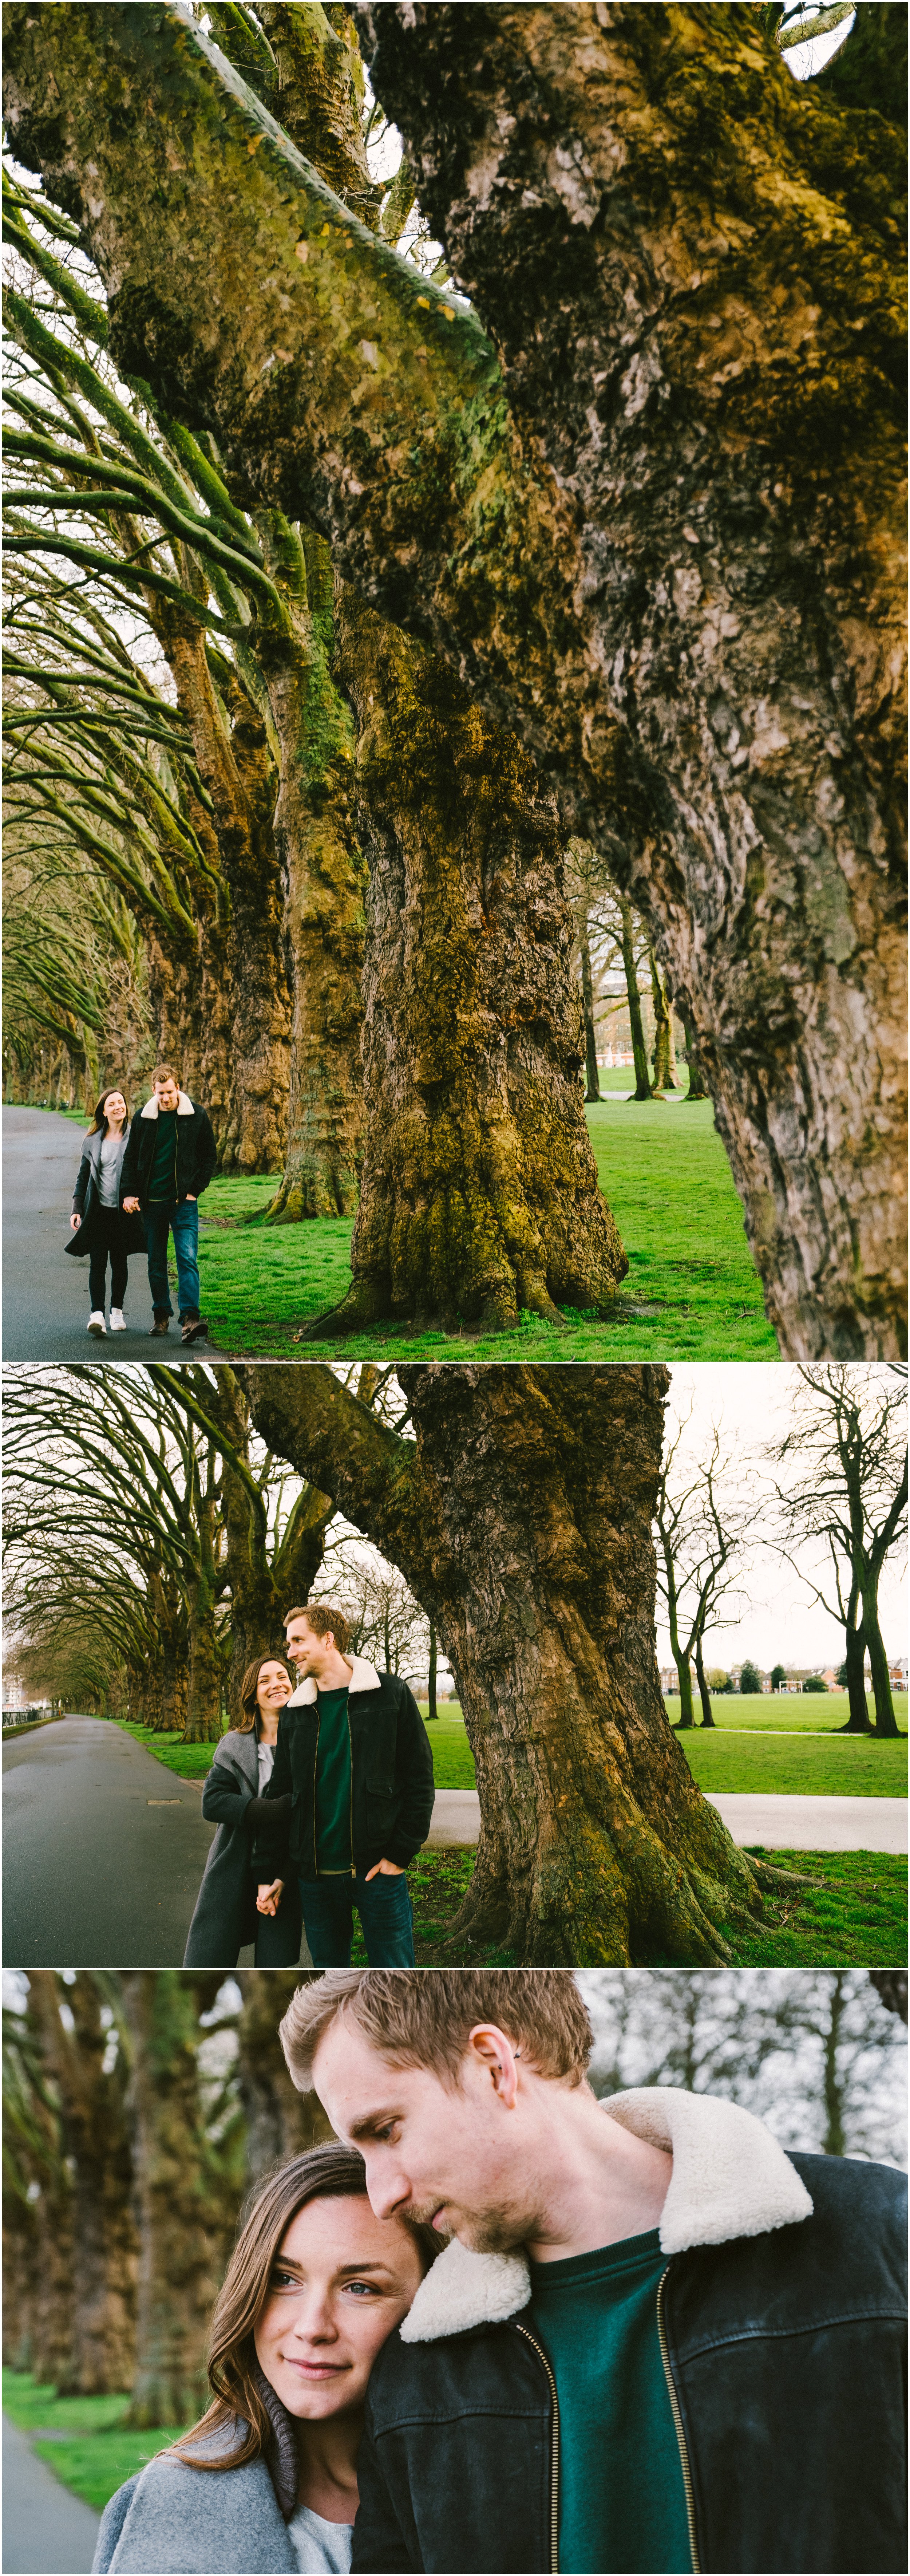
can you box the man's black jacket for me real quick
[351,2151,907,2574]
[119,1092,217,1210]
[249,1670,435,1879]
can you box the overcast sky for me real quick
[656,1365,906,1672]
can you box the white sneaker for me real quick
[88,1310,106,1336]
[109,1308,127,1332]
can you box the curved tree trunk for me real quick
[863,1586,899,1738]
[618,893,653,1102]
[682,1014,709,1104]
[303,596,626,1331]
[243,1360,778,1965]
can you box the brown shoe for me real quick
[181,1317,209,1344]
[149,1316,170,1336]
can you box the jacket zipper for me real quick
[657,2268,701,2575]
[312,1708,319,1879]
[347,1701,355,1878]
[513,2322,559,2573]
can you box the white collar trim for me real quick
[400,2088,813,2344]
[287,1655,381,1704]
[141,1089,195,1117]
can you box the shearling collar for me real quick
[287,1654,381,1705]
[400,2087,814,2346]
[140,1089,195,1117]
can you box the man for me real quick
[120,1062,216,1342]
[249,1604,435,1969]
[280,1968,907,2576]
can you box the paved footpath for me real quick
[2,1105,230,1363]
[3,1716,311,1969]
[428,1788,908,1853]
[2,2413,100,2575]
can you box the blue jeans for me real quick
[299,1871,415,1967]
[145,1199,201,1319]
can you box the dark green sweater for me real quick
[529,2228,692,2574]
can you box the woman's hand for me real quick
[365,1859,405,1880]
[257,1879,284,1915]
[70,1212,81,1231]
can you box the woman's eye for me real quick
[269,2268,297,2291]
[344,2280,380,2298]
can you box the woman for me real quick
[66,1087,145,1336]
[93,2143,432,2574]
[183,1657,303,1969]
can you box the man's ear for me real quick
[466,2024,521,2110]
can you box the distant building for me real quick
[889,1657,908,1692]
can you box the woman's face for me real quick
[104,1092,127,1126]
[253,2193,424,2425]
[256,1661,293,1716]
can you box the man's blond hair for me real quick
[284,1602,352,1655]
[280,1970,593,2095]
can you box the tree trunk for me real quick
[28,1973,136,2396]
[243,1361,777,1965]
[821,1973,847,2158]
[302,596,627,1331]
[836,1602,871,1732]
[618,893,653,1102]
[7,1,905,1354]
[694,1627,715,1729]
[185,1365,332,1716]
[427,1618,438,1725]
[185,1563,223,1746]
[682,1014,709,1104]
[649,946,677,1092]
[119,1973,225,2427]
[862,1588,899,1737]
[580,929,601,1101]
[236,1972,333,2186]
[255,526,366,1220]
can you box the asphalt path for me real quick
[2,2414,100,2575]
[3,1715,313,1969]
[2,1105,230,1362]
[427,1788,908,1853]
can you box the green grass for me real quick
[190,1084,778,1361]
[404,1846,907,1967]
[1,2372,189,2516]
[677,1726,907,1798]
[662,1690,902,1734]
[97,1701,905,1797]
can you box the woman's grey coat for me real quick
[65,1124,146,1259]
[183,1728,302,1968]
[92,2433,297,2573]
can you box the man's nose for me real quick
[366,2162,412,2222]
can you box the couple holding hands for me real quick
[184,1607,435,1973]
[94,1968,905,2576]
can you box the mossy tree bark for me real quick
[162,1365,335,1714]
[28,1973,136,2397]
[243,1360,776,1965]
[237,1971,334,2185]
[305,596,626,1330]
[119,1972,229,2427]
[5,0,905,1353]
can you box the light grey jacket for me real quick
[183,1726,301,1968]
[92,2430,296,2573]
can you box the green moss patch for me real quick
[403,1847,907,1967]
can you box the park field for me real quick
[108,1702,907,1800]
[190,1075,778,1362]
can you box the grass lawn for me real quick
[1,2372,189,2517]
[401,1846,907,1968]
[103,1701,906,1799]
[189,1073,778,1362]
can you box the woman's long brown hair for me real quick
[236,1654,292,1736]
[174,2143,434,2476]
[87,1088,130,1137]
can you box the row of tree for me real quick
[4,1361,906,1962]
[2,1,905,1356]
[3,1967,905,2423]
